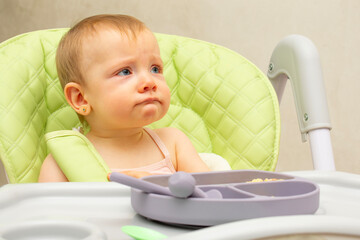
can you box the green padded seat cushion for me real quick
[0,29,280,183]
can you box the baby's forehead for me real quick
[78,27,133,57]
[77,27,159,72]
[80,26,152,52]
[80,26,156,54]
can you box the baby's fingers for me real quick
[120,170,152,179]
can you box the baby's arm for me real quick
[38,154,69,182]
[172,128,211,173]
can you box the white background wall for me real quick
[0,0,359,184]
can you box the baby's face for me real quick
[79,28,170,130]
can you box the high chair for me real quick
[0,29,282,183]
[1,30,355,240]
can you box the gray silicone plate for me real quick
[131,170,320,227]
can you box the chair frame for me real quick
[268,35,335,170]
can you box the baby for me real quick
[38,14,210,182]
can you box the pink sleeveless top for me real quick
[110,128,176,175]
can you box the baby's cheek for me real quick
[163,93,171,112]
[163,85,171,102]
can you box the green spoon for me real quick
[122,225,168,240]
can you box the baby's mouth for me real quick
[137,97,160,105]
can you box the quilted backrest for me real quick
[0,29,280,183]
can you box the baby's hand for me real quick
[120,170,153,179]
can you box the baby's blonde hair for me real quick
[56,14,147,89]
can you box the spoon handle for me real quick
[109,172,172,196]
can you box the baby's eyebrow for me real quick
[151,54,163,63]
[107,57,136,69]
[114,56,137,64]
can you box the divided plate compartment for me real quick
[130,170,320,227]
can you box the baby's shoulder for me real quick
[152,127,187,142]
[153,127,183,134]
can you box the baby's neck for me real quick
[86,127,145,146]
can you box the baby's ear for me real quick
[64,82,91,115]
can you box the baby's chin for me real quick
[142,111,166,124]
[140,102,168,119]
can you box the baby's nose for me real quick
[138,76,157,93]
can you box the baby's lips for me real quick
[142,97,160,104]
[136,97,161,106]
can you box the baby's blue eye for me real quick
[117,69,131,76]
[151,66,161,74]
